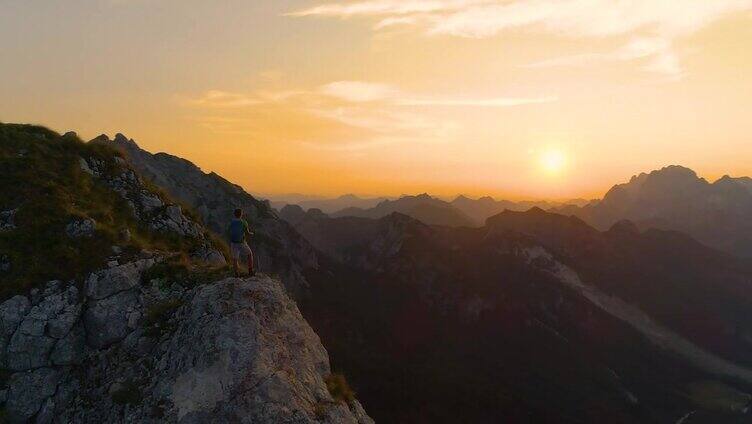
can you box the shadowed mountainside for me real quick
[293,207,752,423]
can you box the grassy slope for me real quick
[0,123,211,299]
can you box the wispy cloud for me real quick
[319,81,400,102]
[181,90,263,108]
[523,36,683,78]
[287,0,491,18]
[181,80,554,151]
[299,136,411,152]
[317,80,557,107]
[397,96,556,107]
[289,0,752,77]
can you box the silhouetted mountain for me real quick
[450,195,565,224]
[296,207,752,423]
[331,194,477,227]
[554,165,752,257]
[270,194,390,214]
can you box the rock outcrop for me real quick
[65,218,96,238]
[0,268,372,423]
[103,134,316,295]
[79,147,225,267]
[0,209,17,232]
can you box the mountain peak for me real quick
[651,165,700,180]
[89,134,111,143]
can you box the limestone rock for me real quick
[5,368,61,422]
[0,208,17,231]
[0,295,31,367]
[84,289,139,349]
[65,218,96,238]
[84,259,154,300]
[50,323,86,366]
[34,273,372,423]
[0,295,29,337]
[0,255,9,273]
[152,276,371,423]
[5,283,81,370]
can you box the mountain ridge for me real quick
[555,165,752,257]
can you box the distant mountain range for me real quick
[329,194,477,227]
[277,165,752,259]
[555,165,752,257]
[450,195,589,224]
[269,194,390,214]
[278,193,589,228]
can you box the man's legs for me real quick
[233,258,239,277]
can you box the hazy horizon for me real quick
[2,1,751,199]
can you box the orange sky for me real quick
[2,1,751,200]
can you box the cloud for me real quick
[291,0,752,37]
[318,80,557,107]
[523,36,684,77]
[319,81,400,102]
[299,136,407,152]
[181,81,554,151]
[397,96,556,107]
[290,0,752,77]
[287,0,491,18]
[182,90,263,108]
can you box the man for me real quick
[228,208,254,277]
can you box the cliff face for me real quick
[1,272,371,423]
[0,125,371,423]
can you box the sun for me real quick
[539,149,567,175]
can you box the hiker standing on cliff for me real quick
[228,208,255,277]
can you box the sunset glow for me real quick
[540,149,567,176]
[2,1,751,199]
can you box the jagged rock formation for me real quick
[555,165,752,257]
[103,134,317,296]
[0,271,372,423]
